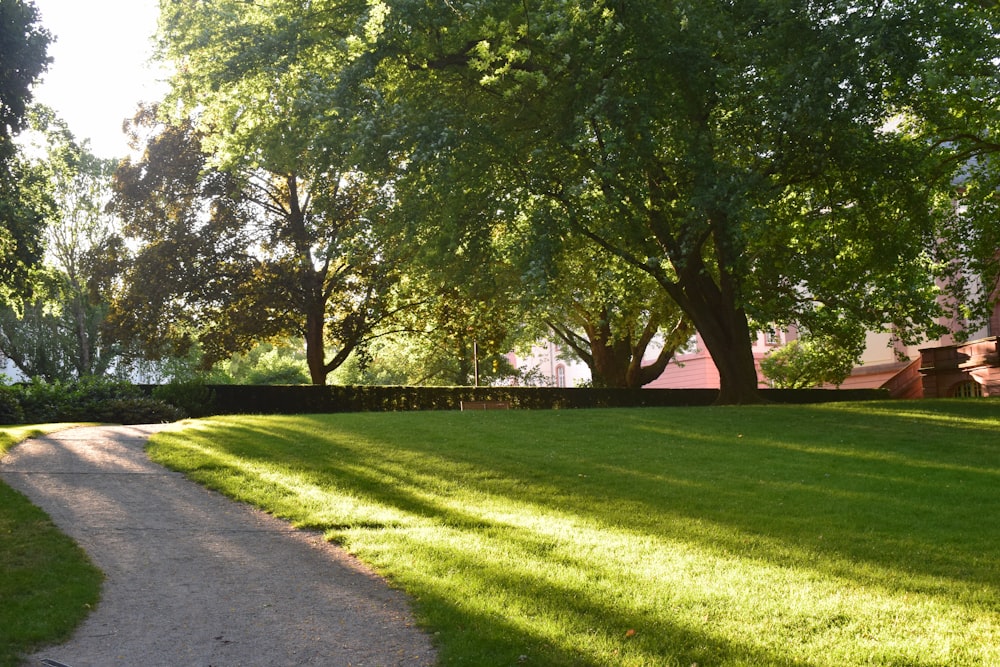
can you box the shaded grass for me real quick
[147,401,1000,666]
[0,424,101,667]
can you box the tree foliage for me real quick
[213,340,311,385]
[0,0,50,298]
[0,151,49,299]
[109,106,407,384]
[525,233,692,388]
[146,1,424,384]
[0,0,49,158]
[350,0,999,403]
[759,337,858,390]
[141,1,1000,398]
[0,109,125,381]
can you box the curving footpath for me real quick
[0,424,436,667]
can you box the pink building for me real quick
[505,341,591,388]
[644,329,784,390]
[646,300,1000,398]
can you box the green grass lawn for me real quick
[148,401,1000,666]
[0,424,102,667]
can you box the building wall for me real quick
[645,331,784,389]
[507,341,592,387]
[647,295,1000,394]
[919,337,1000,397]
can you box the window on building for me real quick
[555,365,566,388]
[951,380,983,398]
[764,327,781,346]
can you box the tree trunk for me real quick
[630,344,675,387]
[663,269,765,405]
[72,292,91,377]
[288,174,330,386]
[556,313,686,389]
[586,322,631,388]
[305,304,327,385]
[456,336,474,386]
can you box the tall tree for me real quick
[37,108,122,377]
[0,109,126,380]
[109,107,406,385]
[0,0,50,298]
[147,0,416,385]
[355,0,998,403]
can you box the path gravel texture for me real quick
[0,424,437,667]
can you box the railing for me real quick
[881,358,924,399]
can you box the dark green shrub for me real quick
[90,398,185,425]
[16,379,66,423]
[152,379,216,418]
[61,378,144,422]
[201,384,887,415]
[15,377,151,423]
[0,386,25,425]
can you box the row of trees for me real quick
[3,1,999,402]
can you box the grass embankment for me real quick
[0,424,102,667]
[148,402,1000,666]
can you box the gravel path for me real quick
[0,424,437,667]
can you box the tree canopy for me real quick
[109,105,408,385]
[130,1,1000,397]
[0,0,49,159]
[351,0,1000,402]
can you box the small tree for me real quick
[760,338,857,390]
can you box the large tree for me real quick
[0,108,125,380]
[515,226,692,388]
[109,107,406,385]
[146,1,418,385]
[0,0,50,297]
[353,0,999,403]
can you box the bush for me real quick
[760,338,857,389]
[152,379,216,418]
[61,378,145,421]
[12,377,183,424]
[15,379,67,423]
[0,387,25,425]
[89,398,186,425]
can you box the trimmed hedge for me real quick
[0,379,889,425]
[156,384,888,416]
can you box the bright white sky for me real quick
[30,0,168,159]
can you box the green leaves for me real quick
[145,0,1000,397]
[760,337,860,389]
[0,0,50,159]
[409,2,990,397]
[0,1,52,301]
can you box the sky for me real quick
[29,0,168,159]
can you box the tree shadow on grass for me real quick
[162,408,1000,601]
[150,405,1000,665]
